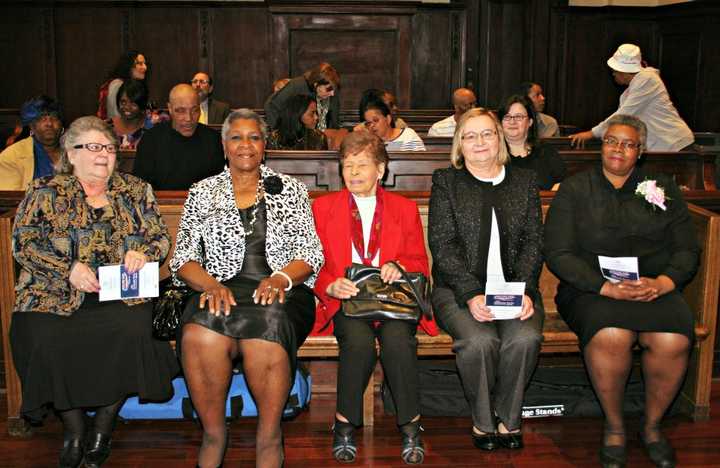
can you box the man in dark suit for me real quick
[191,72,231,125]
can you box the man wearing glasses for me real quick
[191,72,231,125]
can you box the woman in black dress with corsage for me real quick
[170,109,323,468]
[544,115,699,468]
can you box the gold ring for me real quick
[273,288,279,293]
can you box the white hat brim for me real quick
[607,57,641,73]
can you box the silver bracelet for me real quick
[271,270,293,291]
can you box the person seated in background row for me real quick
[133,83,224,190]
[0,95,64,190]
[267,94,328,150]
[107,79,155,150]
[498,95,565,190]
[545,114,699,468]
[519,81,559,138]
[265,62,341,131]
[353,89,407,132]
[191,72,231,125]
[360,97,425,151]
[570,44,694,151]
[427,88,477,137]
[10,116,177,468]
[272,78,291,94]
[311,131,438,464]
[429,108,543,453]
[170,109,323,467]
[97,50,149,120]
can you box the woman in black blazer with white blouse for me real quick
[170,109,323,468]
[428,108,543,452]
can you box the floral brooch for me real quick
[263,175,284,195]
[635,179,668,211]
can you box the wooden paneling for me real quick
[211,7,270,107]
[0,1,718,132]
[0,7,53,108]
[54,6,124,120]
[133,7,201,107]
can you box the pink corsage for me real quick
[635,179,668,211]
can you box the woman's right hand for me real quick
[327,277,359,300]
[199,283,237,316]
[69,262,100,293]
[600,280,657,302]
[467,295,494,322]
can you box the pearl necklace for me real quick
[241,177,264,236]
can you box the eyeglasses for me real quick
[502,114,528,122]
[73,143,118,154]
[461,129,497,143]
[191,79,209,85]
[602,136,641,151]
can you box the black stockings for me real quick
[182,324,290,468]
[58,397,125,440]
[584,328,690,446]
[58,409,86,440]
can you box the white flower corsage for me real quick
[635,179,669,211]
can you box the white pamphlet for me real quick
[598,256,639,283]
[98,262,160,301]
[485,281,525,320]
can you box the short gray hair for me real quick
[221,108,268,142]
[605,114,647,151]
[59,116,117,174]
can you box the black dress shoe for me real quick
[496,431,524,449]
[59,436,84,468]
[84,432,112,468]
[331,419,357,463]
[471,431,498,451]
[400,421,425,464]
[599,444,627,468]
[640,432,676,468]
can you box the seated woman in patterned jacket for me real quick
[170,109,324,468]
[10,116,177,468]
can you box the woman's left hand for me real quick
[518,295,534,321]
[380,261,404,283]
[634,275,675,302]
[124,250,147,274]
[253,275,290,306]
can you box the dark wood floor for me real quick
[1,383,720,468]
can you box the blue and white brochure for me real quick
[598,256,639,283]
[485,281,525,320]
[98,262,160,301]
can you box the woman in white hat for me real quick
[570,43,694,152]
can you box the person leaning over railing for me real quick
[170,109,323,468]
[545,114,700,468]
[428,107,543,453]
[10,116,177,468]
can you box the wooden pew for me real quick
[1,192,718,433]
[118,148,718,195]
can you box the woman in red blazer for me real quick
[312,131,437,465]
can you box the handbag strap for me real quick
[387,261,431,319]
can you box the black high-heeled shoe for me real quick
[639,429,676,468]
[84,432,112,468]
[495,416,523,449]
[598,429,626,468]
[58,435,84,468]
[400,421,425,464]
[331,419,357,463]
[471,427,498,451]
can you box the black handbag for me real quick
[341,261,431,322]
[152,278,192,340]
